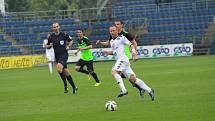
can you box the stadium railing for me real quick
[0,0,214,56]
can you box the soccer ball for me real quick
[105,101,117,111]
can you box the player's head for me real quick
[76,29,84,38]
[114,20,124,32]
[52,22,60,35]
[109,25,118,38]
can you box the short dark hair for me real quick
[115,20,124,25]
[109,24,117,29]
[76,29,84,32]
[52,21,60,26]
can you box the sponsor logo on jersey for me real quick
[60,40,64,45]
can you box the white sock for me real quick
[114,74,127,93]
[48,62,53,74]
[135,78,151,93]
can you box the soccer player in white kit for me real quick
[104,25,155,100]
[43,34,55,74]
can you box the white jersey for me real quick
[110,36,132,62]
[110,36,134,78]
[43,39,55,61]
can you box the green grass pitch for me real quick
[0,55,215,121]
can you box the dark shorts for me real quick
[55,53,68,68]
[76,59,94,71]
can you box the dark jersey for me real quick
[109,30,133,42]
[77,36,91,47]
[48,32,72,56]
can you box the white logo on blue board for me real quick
[60,40,64,45]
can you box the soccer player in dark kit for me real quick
[47,22,77,94]
[74,29,101,86]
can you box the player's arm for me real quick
[126,33,137,52]
[75,39,92,55]
[45,43,53,49]
[66,40,73,50]
[96,35,111,46]
[123,36,137,61]
[130,44,137,61]
[46,37,53,49]
[74,45,91,55]
[75,45,93,56]
[96,40,109,46]
[66,35,73,50]
[103,50,113,55]
[80,45,92,50]
[131,39,137,51]
[74,49,80,55]
[42,41,46,48]
[79,38,93,51]
[78,40,93,50]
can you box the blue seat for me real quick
[0,41,12,46]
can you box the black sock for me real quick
[134,83,142,92]
[78,68,89,75]
[90,72,100,83]
[66,75,76,89]
[59,72,67,88]
[129,80,142,92]
[120,73,126,78]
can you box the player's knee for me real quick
[129,74,136,82]
[63,69,70,76]
[111,71,115,77]
[75,66,80,71]
[111,71,118,77]
[88,70,94,75]
[57,68,62,73]
[129,79,135,85]
[56,64,63,73]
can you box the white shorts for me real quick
[46,52,55,62]
[112,60,135,79]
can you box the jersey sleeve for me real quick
[47,36,52,45]
[125,33,133,42]
[43,39,48,47]
[121,36,132,46]
[65,33,72,42]
[83,37,91,46]
[43,39,48,44]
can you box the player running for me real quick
[74,29,101,86]
[47,22,77,94]
[96,20,143,96]
[43,33,55,74]
[103,25,155,100]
